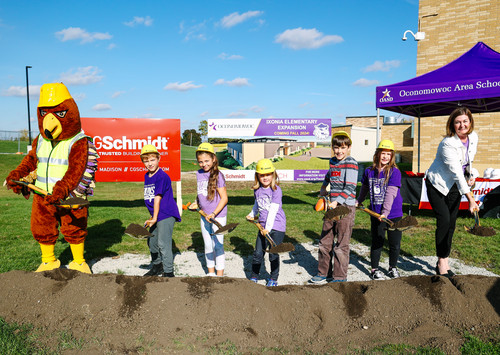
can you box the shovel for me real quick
[315,196,350,221]
[188,202,239,236]
[464,210,496,236]
[247,218,295,253]
[124,223,152,239]
[11,180,89,209]
[356,204,418,231]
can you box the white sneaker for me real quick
[388,268,400,279]
[207,272,216,277]
[370,269,385,280]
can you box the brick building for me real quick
[414,0,500,174]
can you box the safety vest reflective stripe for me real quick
[35,131,87,193]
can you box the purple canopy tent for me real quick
[375,42,500,171]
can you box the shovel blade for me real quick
[124,223,152,239]
[266,242,295,254]
[211,223,239,236]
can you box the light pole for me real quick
[25,66,32,145]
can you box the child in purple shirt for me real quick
[196,143,228,277]
[246,159,286,287]
[356,139,403,280]
[141,145,181,277]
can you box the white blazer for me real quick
[425,131,478,196]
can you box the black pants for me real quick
[370,216,402,269]
[251,230,285,281]
[425,180,461,258]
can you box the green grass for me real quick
[274,156,330,169]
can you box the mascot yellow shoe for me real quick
[68,242,92,274]
[35,243,61,272]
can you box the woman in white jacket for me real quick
[425,107,478,277]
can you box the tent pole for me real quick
[418,115,421,173]
[376,108,380,145]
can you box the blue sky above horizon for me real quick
[0,0,420,134]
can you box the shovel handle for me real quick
[12,180,49,196]
[473,210,481,227]
[249,219,277,248]
[356,205,394,227]
[197,209,224,229]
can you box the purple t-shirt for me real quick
[254,185,286,232]
[144,169,181,222]
[361,167,403,219]
[196,170,227,217]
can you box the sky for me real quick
[0,0,420,134]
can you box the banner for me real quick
[81,117,181,182]
[419,178,500,209]
[222,169,327,181]
[208,118,331,140]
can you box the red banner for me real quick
[81,117,181,182]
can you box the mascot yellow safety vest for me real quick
[35,131,88,194]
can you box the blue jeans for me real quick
[251,230,285,281]
[147,217,175,273]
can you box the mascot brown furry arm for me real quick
[5,83,96,274]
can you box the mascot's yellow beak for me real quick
[43,113,63,140]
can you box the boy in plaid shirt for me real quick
[309,131,358,284]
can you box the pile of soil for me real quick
[0,269,498,353]
[467,225,496,237]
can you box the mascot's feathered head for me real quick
[37,83,81,141]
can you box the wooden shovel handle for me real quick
[357,205,394,227]
[12,180,49,196]
[250,220,277,248]
[197,209,224,229]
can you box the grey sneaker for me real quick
[370,269,385,280]
[308,275,327,285]
[388,268,400,279]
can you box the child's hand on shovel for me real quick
[144,217,157,228]
[328,200,338,209]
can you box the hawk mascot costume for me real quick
[5,83,98,273]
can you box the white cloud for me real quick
[275,27,343,50]
[124,16,153,27]
[218,52,244,60]
[363,60,401,72]
[60,66,103,86]
[1,85,41,97]
[55,27,112,44]
[249,105,264,113]
[163,81,203,92]
[72,93,86,101]
[214,77,250,87]
[227,111,247,118]
[299,102,311,108]
[200,111,209,117]
[179,21,207,41]
[92,103,112,111]
[107,43,117,50]
[111,91,125,98]
[219,11,263,28]
[352,78,379,87]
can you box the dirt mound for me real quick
[0,270,498,353]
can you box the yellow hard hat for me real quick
[332,130,352,145]
[140,144,159,155]
[255,159,275,174]
[378,139,395,151]
[38,83,72,107]
[196,142,215,154]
